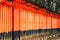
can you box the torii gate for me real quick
[0,0,60,40]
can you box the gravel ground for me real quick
[20,36,60,40]
[0,33,60,40]
[20,33,60,40]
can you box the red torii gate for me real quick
[0,0,60,40]
[0,0,60,33]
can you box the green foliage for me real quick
[26,0,60,13]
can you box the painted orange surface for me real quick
[0,1,60,33]
[0,5,12,33]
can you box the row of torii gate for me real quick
[0,0,60,40]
